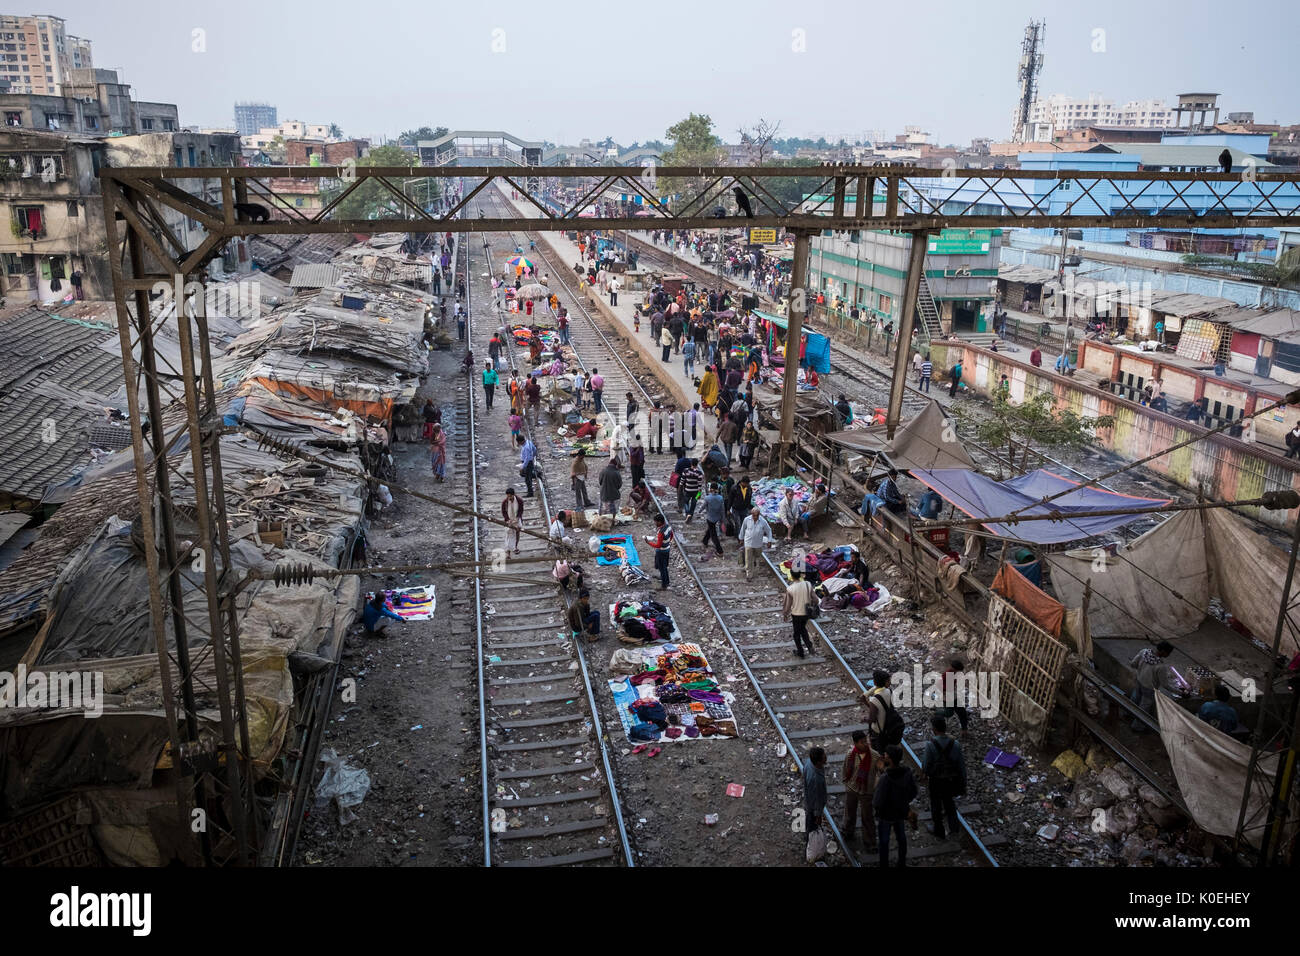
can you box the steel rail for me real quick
[485,211,635,867]
[522,198,996,866]
[499,187,866,866]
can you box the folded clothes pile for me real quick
[612,599,675,645]
[752,475,811,522]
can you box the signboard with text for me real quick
[927,229,994,255]
[747,228,778,244]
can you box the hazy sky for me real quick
[56,0,1297,147]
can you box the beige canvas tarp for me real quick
[825,401,975,472]
[1156,693,1298,848]
[1204,507,1300,659]
[1047,508,1300,656]
[1046,510,1209,639]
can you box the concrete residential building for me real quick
[1029,94,1176,134]
[0,128,242,303]
[234,101,276,137]
[0,14,92,96]
[0,67,177,134]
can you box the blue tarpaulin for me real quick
[754,310,831,374]
[910,468,1170,545]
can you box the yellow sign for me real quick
[748,228,778,244]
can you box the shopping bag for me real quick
[806,827,827,864]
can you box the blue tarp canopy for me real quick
[910,468,1171,545]
[754,310,831,374]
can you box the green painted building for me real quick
[806,227,1003,334]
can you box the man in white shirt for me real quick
[738,506,775,581]
[609,275,620,306]
[777,487,810,540]
[782,569,819,658]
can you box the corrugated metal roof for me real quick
[1148,290,1238,318]
[1131,144,1274,170]
[290,263,342,288]
[998,264,1058,284]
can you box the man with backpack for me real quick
[782,569,819,658]
[920,715,966,840]
[863,670,905,754]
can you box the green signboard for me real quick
[926,229,994,256]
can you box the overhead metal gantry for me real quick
[98,161,1300,865]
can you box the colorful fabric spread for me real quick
[366,585,436,621]
[509,324,561,350]
[774,546,891,613]
[752,475,811,522]
[596,535,641,567]
[608,641,739,744]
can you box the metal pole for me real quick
[778,229,811,457]
[887,230,929,439]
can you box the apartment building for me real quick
[0,67,177,135]
[0,128,242,303]
[234,101,276,137]
[1029,94,1176,133]
[0,14,92,96]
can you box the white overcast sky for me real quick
[56,0,1297,146]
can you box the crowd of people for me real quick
[648,228,791,301]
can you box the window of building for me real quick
[66,200,77,217]
[162,118,174,131]
[37,154,62,179]
[187,145,196,166]
[85,115,97,130]
[14,205,44,236]
[4,111,20,127]
[140,117,153,130]
[174,147,183,166]
[878,293,893,313]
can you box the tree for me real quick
[737,118,781,166]
[658,113,724,213]
[265,134,286,164]
[323,144,439,221]
[397,125,448,145]
[327,122,343,139]
[954,388,1114,473]
[757,156,824,210]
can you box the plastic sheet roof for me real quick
[910,468,1171,545]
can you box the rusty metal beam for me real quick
[887,231,929,438]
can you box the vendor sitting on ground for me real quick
[573,416,601,441]
[628,479,653,517]
[549,510,572,544]
[567,588,601,643]
[778,486,811,540]
[363,591,404,635]
[912,488,943,520]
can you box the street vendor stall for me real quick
[607,636,739,743]
[754,309,831,376]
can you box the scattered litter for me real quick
[410,724,423,731]
[726,783,745,798]
[1037,824,1060,841]
[985,747,1021,769]
[704,813,719,826]
[776,743,787,758]
[314,747,371,825]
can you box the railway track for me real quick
[489,187,1001,868]
[462,217,634,869]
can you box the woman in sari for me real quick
[429,424,447,482]
[698,365,719,411]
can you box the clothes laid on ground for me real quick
[775,545,892,613]
[607,641,738,743]
[365,585,436,621]
[752,475,812,523]
[596,535,641,567]
[610,599,676,643]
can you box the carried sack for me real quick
[805,582,821,621]
[668,472,680,488]
[805,826,828,864]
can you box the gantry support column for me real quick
[887,230,931,439]
[778,229,811,468]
